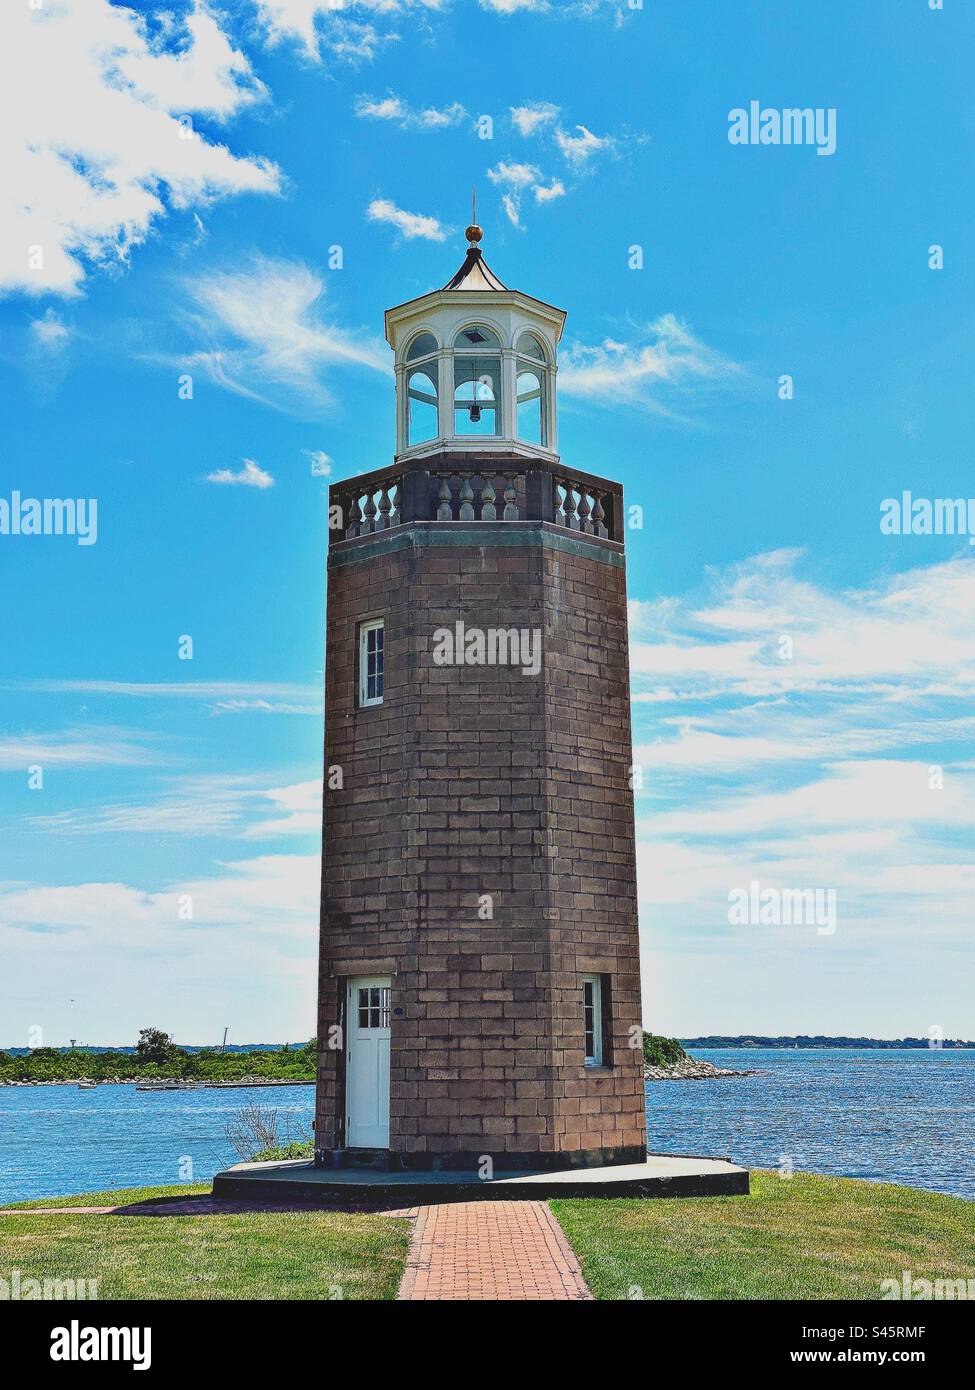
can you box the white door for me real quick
[345,977,391,1148]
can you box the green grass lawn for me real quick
[553,1170,975,1301]
[0,1186,409,1300]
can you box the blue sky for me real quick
[2,0,973,1046]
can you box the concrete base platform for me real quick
[212,1152,749,1203]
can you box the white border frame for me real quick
[359,617,385,708]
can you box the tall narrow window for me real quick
[582,975,602,1066]
[407,367,438,445]
[516,369,543,445]
[453,325,502,437]
[515,333,548,446]
[405,333,439,447]
[359,618,384,707]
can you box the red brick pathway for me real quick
[398,1200,592,1301]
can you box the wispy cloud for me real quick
[28,777,322,840]
[29,309,70,352]
[176,255,387,411]
[510,102,560,136]
[487,161,563,226]
[206,458,275,489]
[303,449,332,477]
[367,198,448,242]
[355,93,467,131]
[555,123,614,165]
[254,1,442,63]
[2,0,279,297]
[4,680,321,713]
[559,314,741,415]
[0,728,157,772]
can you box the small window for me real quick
[454,324,501,349]
[516,369,544,446]
[516,331,546,361]
[454,357,500,436]
[453,322,500,347]
[582,975,602,1066]
[359,618,384,707]
[358,986,390,1029]
[407,366,438,446]
[406,332,437,361]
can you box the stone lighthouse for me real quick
[313,224,648,1171]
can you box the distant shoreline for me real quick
[682,1037,975,1049]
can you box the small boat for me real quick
[76,1080,97,1090]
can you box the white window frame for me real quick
[582,974,603,1067]
[359,618,384,708]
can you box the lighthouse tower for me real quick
[314,225,648,1171]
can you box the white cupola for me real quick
[384,219,566,463]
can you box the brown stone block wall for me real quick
[315,522,646,1166]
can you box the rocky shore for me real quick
[644,1058,761,1081]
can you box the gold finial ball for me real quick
[465,223,483,245]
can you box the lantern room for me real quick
[384,222,566,462]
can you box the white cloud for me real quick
[6,679,320,707]
[627,551,975,1031]
[254,0,443,62]
[29,777,322,840]
[534,179,566,204]
[480,0,548,12]
[487,160,562,226]
[0,854,321,1041]
[244,780,322,838]
[178,255,388,409]
[304,449,333,476]
[555,123,613,165]
[206,458,275,489]
[29,309,70,352]
[488,161,542,189]
[0,729,156,772]
[1,1,279,297]
[209,698,320,715]
[367,198,447,241]
[630,552,975,701]
[559,314,740,413]
[355,93,467,131]
[510,102,560,136]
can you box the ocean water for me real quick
[649,1048,975,1200]
[1,1049,972,1205]
[0,1084,314,1205]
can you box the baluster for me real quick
[564,486,579,530]
[459,475,475,522]
[436,475,453,521]
[593,494,608,539]
[480,478,497,522]
[376,485,392,529]
[553,478,565,526]
[502,473,519,522]
[362,492,378,533]
[346,494,363,538]
[579,491,593,534]
[389,482,401,528]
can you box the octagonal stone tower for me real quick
[313,228,647,1171]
